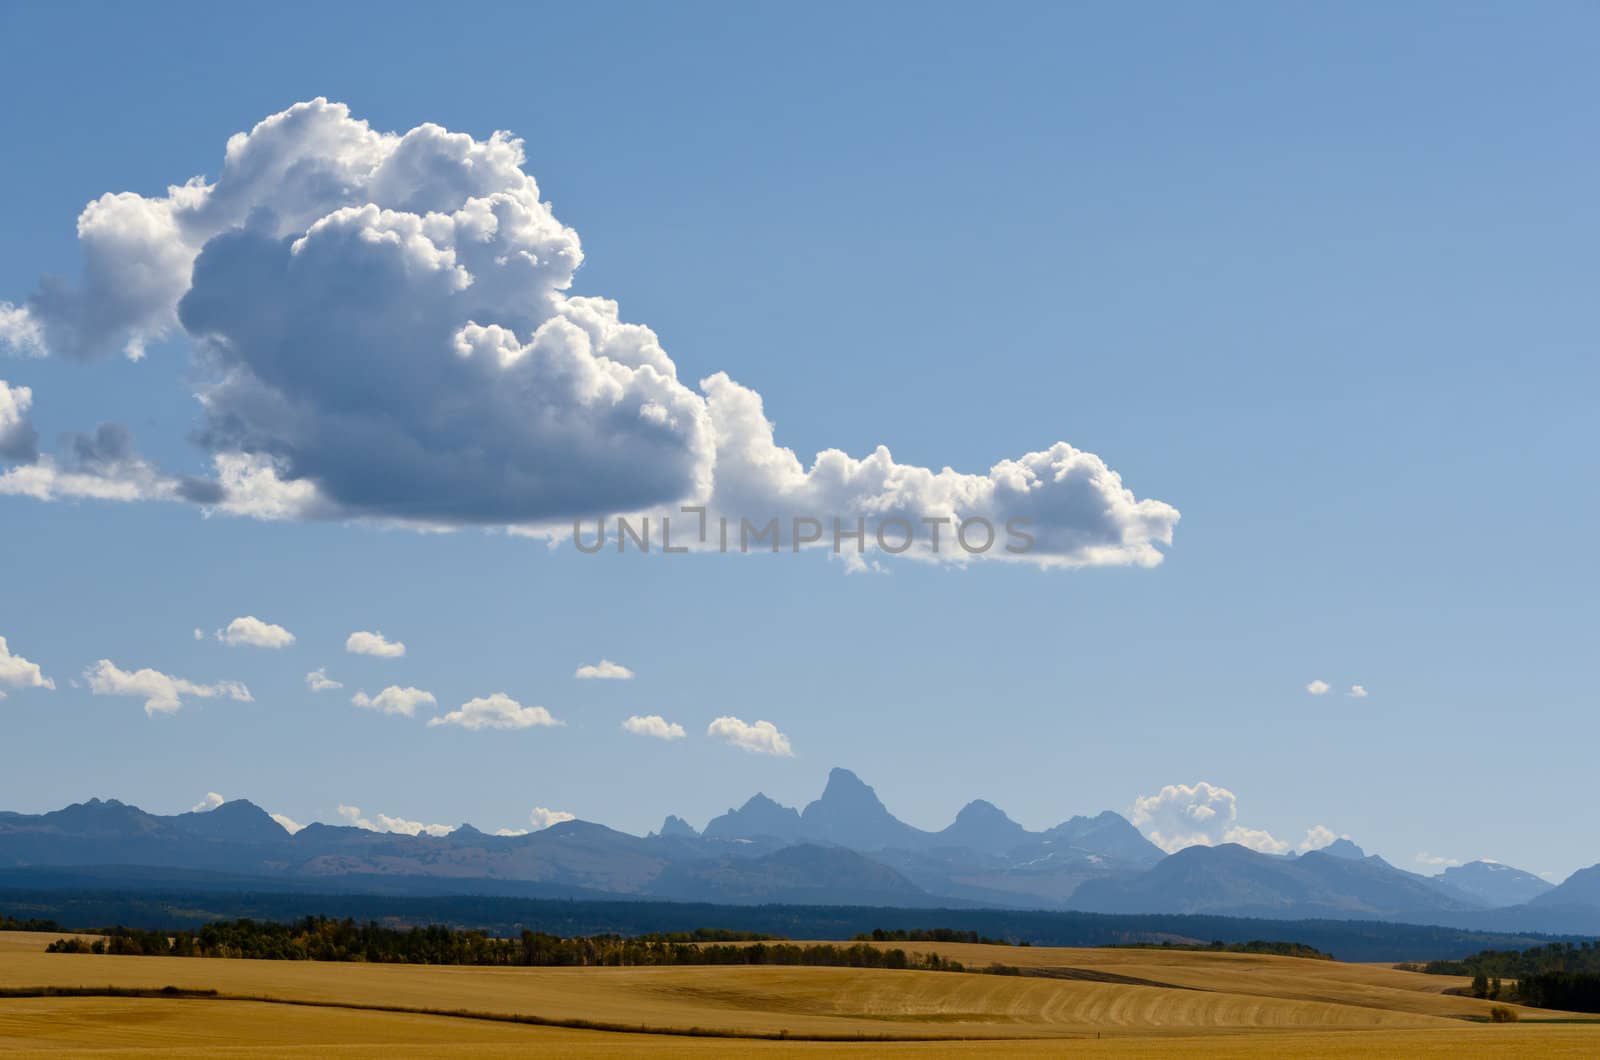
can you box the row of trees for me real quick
[1420,940,1600,979]
[852,928,1017,945]
[1404,941,1600,1013]
[1,914,63,932]
[46,916,969,972]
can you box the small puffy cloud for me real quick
[193,628,205,641]
[270,812,305,834]
[305,667,342,692]
[707,716,794,757]
[346,630,405,658]
[427,692,562,731]
[528,806,577,830]
[0,380,39,463]
[1130,781,1287,855]
[1306,680,1330,696]
[216,615,295,649]
[1415,852,1463,868]
[337,804,451,837]
[351,685,435,717]
[2,99,1178,571]
[84,659,251,716]
[190,792,225,813]
[1347,684,1369,698]
[0,635,54,692]
[575,659,634,680]
[622,714,686,741]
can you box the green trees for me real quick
[44,918,966,973]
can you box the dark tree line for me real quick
[46,916,967,972]
[1,913,63,932]
[853,928,1018,945]
[1403,940,1600,1013]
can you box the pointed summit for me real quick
[1319,838,1367,860]
[800,768,927,851]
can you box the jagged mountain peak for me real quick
[801,768,924,851]
[656,815,698,839]
[815,768,885,807]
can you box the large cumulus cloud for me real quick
[0,99,1179,567]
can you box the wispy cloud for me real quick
[84,659,251,716]
[305,668,342,692]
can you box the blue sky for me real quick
[0,2,1595,877]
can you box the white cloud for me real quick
[346,630,405,658]
[305,667,342,691]
[84,659,251,716]
[1130,781,1288,855]
[0,380,38,463]
[337,804,451,837]
[216,615,295,649]
[270,812,305,834]
[0,415,184,504]
[707,715,794,757]
[190,792,225,813]
[0,635,54,692]
[622,714,686,741]
[1347,684,1368,698]
[427,692,562,731]
[193,628,205,641]
[351,685,435,717]
[576,659,634,680]
[0,304,45,357]
[1,99,1178,570]
[1415,852,1464,868]
[1306,680,1330,696]
[492,808,577,834]
[528,806,576,830]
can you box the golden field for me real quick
[2,931,1597,1057]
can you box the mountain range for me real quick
[2,768,1594,935]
